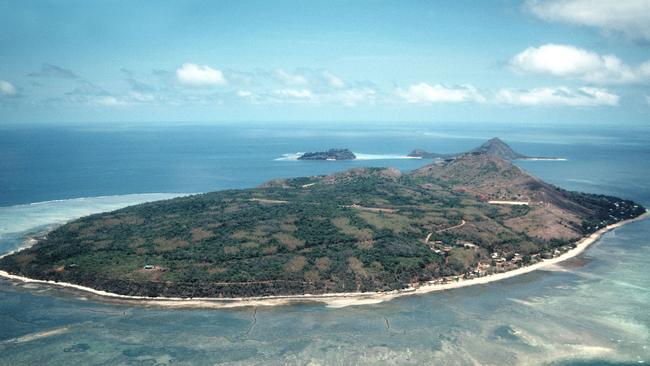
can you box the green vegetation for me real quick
[0,155,644,298]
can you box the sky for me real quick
[0,0,649,125]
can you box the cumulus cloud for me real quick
[336,88,376,106]
[495,86,619,107]
[57,80,134,106]
[398,83,485,104]
[91,96,129,106]
[129,92,155,103]
[398,81,617,107]
[272,88,314,100]
[510,44,649,84]
[526,0,650,41]
[237,90,253,98]
[274,69,309,86]
[126,77,155,93]
[234,87,376,106]
[14,60,634,110]
[323,71,345,88]
[176,63,227,87]
[0,80,17,96]
[27,63,78,79]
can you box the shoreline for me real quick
[519,157,567,161]
[1,211,647,309]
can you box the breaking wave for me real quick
[275,152,421,161]
[0,193,191,247]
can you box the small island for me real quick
[408,137,562,161]
[293,138,561,162]
[298,148,356,160]
[0,139,645,305]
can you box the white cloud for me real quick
[176,63,227,87]
[398,81,618,107]
[275,69,309,86]
[641,60,650,77]
[129,92,155,103]
[323,71,345,88]
[336,88,376,106]
[235,87,374,106]
[91,96,129,107]
[495,86,619,107]
[510,44,649,84]
[526,0,650,41]
[398,83,485,104]
[0,80,17,96]
[272,88,314,100]
[237,90,253,98]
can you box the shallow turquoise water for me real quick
[0,123,649,365]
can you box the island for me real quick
[408,137,563,160]
[0,139,645,305]
[298,148,356,160]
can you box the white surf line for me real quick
[274,152,423,161]
[0,212,647,309]
[520,158,567,161]
[2,327,69,344]
[0,193,194,240]
[353,153,422,160]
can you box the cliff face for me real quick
[298,148,356,160]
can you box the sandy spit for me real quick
[0,212,647,309]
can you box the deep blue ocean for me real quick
[0,122,649,365]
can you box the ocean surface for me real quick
[0,122,649,365]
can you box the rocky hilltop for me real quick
[298,148,356,160]
[0,143,643,299]
[469,137,526,160]
[408,137,556,160]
